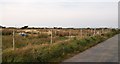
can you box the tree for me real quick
[21,26,28,29]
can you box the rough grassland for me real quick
[2,30,119,63]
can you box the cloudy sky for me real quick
[0,0,119,28]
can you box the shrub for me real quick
[56,31,69,37]
[38,33,49,38]
[2,29,13,35]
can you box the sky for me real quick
[0,0,119,28]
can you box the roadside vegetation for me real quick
[2,28,119,62]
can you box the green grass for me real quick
[2,35,69,50]
[2,29,119,62]
[2,30,119,62]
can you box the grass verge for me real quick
[2,30,119,63]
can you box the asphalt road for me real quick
[63,34,119,62]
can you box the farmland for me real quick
[1,27,120,62]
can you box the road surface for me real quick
[63,34,118,62]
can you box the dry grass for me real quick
[2,28,119,62]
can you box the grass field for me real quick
[1,28,119,62]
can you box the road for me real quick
[63,34,119,62]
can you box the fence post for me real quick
[51,29,52,44]
[13,29,15,50]
[94,28,96,36]
[81,29,82,38]
[69,29,71,39]
[91,29,93,36]
[102,28,104,34]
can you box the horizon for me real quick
[0,25,118,29]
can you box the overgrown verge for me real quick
[2,30,119,63]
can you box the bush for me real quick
[38,34,49,38]
[2,29,13,35]
[56,31,69,37]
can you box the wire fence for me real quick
[2,28,112,50]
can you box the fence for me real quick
[2,28,112,50]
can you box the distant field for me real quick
[1,28,120,62]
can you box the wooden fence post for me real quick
[69,29,71,39]
[94,28,96,36]
[81,29,83,38]
[13,29,15,50]
[50,29,52,44]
